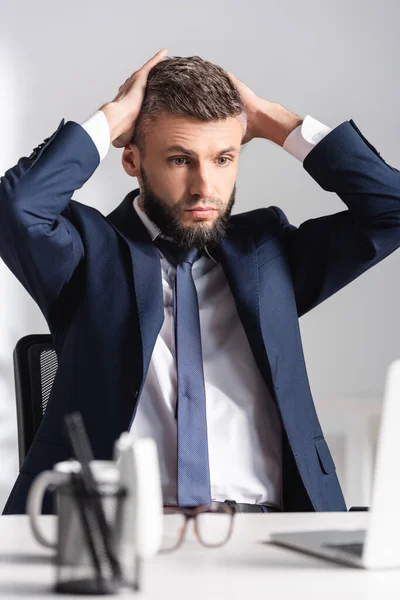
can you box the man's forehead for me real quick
[162,144,240,156]
[150,114,243,155]
[155,112,241,128]
[151,115,243,141]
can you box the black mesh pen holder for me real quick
[54,480,127,595]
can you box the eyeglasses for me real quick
[160,504,235,553]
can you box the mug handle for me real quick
[26,470,67,548]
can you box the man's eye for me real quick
[169,157,188,166]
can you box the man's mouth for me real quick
[187,206,217,218]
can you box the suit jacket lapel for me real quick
[106,190,164,385]
[214,224,276,396]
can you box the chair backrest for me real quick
[13,334,58,468]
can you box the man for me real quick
[2,49,400,514]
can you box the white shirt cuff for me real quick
[283,115,333,162]
[80,110,111,162]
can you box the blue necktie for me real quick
[154,236,212,506]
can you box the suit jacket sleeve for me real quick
[0,120,100,320]
[270,119,400,318]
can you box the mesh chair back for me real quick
[13,334,58,467]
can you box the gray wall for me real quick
[1,0,399,509]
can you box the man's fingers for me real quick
[140,48,168,73]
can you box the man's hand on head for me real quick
[98,48,168,148]
[227,72,266,145]
[227,71,303,147]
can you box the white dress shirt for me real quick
[79,109,332,507]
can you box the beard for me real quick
[138,164,236,251]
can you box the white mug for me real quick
[114,435,164,559]
[26,459,120,556]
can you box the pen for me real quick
[64,412,123,582]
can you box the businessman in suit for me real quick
[2,49,400,515]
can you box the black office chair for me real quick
[13,334,58,468]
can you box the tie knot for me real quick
[154,236,202,267]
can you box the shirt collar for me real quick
[132,193,161,242]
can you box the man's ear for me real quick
[121,144,141,177]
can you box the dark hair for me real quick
[131,55,247,156]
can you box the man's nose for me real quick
[189,164,214,199]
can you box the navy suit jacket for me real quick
[2,117,400,514]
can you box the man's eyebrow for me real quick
[163,145,240,156]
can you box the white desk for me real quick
[1,513,400,599]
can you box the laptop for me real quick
[271,359,400,569]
